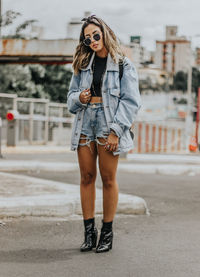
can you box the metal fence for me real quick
[0,93,73,145]
[0,93,194,152]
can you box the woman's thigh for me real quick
[97,140,119,183]
[77,135,98,184]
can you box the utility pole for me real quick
[195,88,200,150]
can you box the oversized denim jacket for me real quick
[67,52,142,155]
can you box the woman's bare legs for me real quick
[77,135,98,220]
[97,138,119,222]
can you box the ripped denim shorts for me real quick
[79,102,109,147]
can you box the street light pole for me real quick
[195,88,200,150]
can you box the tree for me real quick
[0,64,49,98]
[192,67,200,94]
[173,71,187,92]
[0,10,72,103]
[173,68,200,94]
[0,10,38,39]
[0,10,21,28]
[30,64,72,102]
[0,63,72,102]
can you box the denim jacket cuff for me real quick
[110,123,124,138]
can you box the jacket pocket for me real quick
[108,89,120,118]
[109,88,120,97]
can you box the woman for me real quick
[67,15,141,253]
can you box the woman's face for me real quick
[83,24,105,53]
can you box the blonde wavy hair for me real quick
[72,15,124,75]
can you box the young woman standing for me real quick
[67,15,141,253]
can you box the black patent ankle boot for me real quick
[96,225,113,253]
[80,222,98,252]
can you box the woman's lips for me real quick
[93,44,98,48]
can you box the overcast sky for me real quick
[2,0,200,51]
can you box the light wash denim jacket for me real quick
[67,52,141,155]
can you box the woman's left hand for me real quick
[105,133,119,152]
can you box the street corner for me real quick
[117,193,149,215]
[0,172,148,218]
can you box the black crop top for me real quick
[90,54,107,97]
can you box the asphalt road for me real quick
[0,152,200,277]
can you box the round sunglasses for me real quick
[83,33,101,46]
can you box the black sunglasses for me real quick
[83,33,101,46]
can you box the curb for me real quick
[127,153,200,163]
[1,145,71,154]
[0,160,200,176]
[0,161,78,172]
[119,164,200,176]
[0,172,148,218]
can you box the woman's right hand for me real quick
[79,89,91,104]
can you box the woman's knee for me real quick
[101,174,116,189]
[80,172,96,186]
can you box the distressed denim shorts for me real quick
[79,102,109,147]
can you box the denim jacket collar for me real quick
[81,51,119,73]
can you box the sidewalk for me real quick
[2,145,200,159]
[0,159,200,176]
[0,172,148,218]
[1,146,199,218]
[127,153,200,163]
[1,145,71,154]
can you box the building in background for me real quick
[126,36,152,69]
[138,65,171,93]
[166,26,178,40]
[141,47,153,65]
[196,48,200,68]
[129,36,142,68]
[30,25,44,39]
[120,44,133,61]
[139,66,169,87]
[155,26,191,75]
[67,11,91,39]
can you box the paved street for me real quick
[0,152,200,276]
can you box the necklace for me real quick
[91,56,107,96]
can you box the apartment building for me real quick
[155,26,191,75]
[196,48,200,67]
[128,36,152,68]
